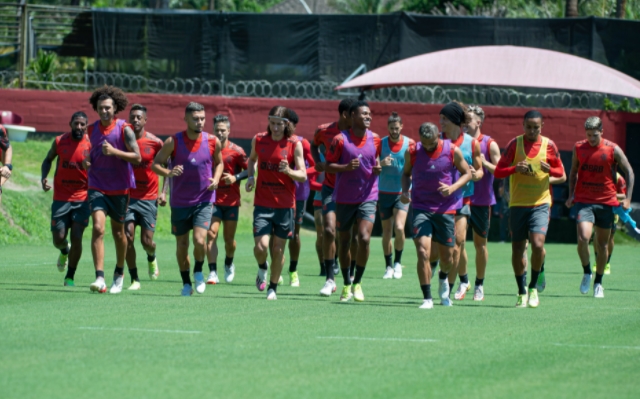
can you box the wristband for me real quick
[5,164,12,171]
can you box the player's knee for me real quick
[141,235,154,249]
[357,231,371,246]
[52,235,65,248]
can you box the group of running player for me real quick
[5,84,632,309]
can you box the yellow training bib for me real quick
[509,135,551,207]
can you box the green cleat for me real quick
[340,285,353,302]
[57,244,70,272]
[536,270,546,292]
[353,283,365,302]
[289,271,300,287]
[528,288,539,308]
[515,293,528,308]
[63,278,75,287]
[604,263,611,275]
[148,258,159,280]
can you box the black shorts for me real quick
[412,209,455,247]
[336,201,377,232]
[89,190,129,223]
[321,185,336,215]
[470,205,491,238]
[509,204,550,242]
[378,193,410,221]
[51,200,90,232]
[456,203,471,217]
[171,202,212,236]
[253,206,294,239]
[125,198,158,231]
[295,199,307,225]
[575,202,614,230]
[212,205,239,222]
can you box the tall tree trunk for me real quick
[616,0,627,18]
[565,0,578,17]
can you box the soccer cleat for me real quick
[266,289,277,300]
[320,280,337,296]
[109,275,124,294]
[393,262,403,279]
[128,281,141,291]
[438,278,450,302]
[194,272,206,294]
[528,288,539,308]
[148,258,159,280]
[340,285,353,302]
[57,244,70,272]
[473,285,484,301]
[593,283,604,298]
[604,263,611,275]
[537,270,546,292]
[63,278,75,287]
[278,275,284,285]
[515,293,528,308]
[89,278,107,293]
[353,283,365,302]
[289,271,300,287]
[206,271,219,285]
[256,268,267,292]
[181,284,193,296]
[224,264,235,283]
[454,282,470,300]
[580,274,592,295]
[419,299,434,309]
[333,263,340,276]
[382,266,394,279]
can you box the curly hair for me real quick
[89,85,129,114]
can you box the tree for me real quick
[330,0,403,13]
[616,0,626,18]
[565,0,578,17]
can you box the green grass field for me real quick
[1,234,639,399]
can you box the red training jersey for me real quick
[313,122,341,189]
[131,132,163,200]
[574,139,618,206]
[53,132,91,202]
[215,140,248,207]
[254,132,298,209]
[0,125,9,152]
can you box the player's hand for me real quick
[158,192,167,207]
[315,162,326,172]
[245,176,255,192]
[346,158,360,171]
[515,161,530,175]
[278,160,290,175]
[207,178,218,191]
[82,158,91,170]
[0,166,11,179]
[102,141,114,156]
[565,198,573,208]
[167,165,183,178]
[470,165,481,182]
[400,192,411,204]
[622,198,631,210]
[540,161,550,173]
[373,163,382,176]
[381,155,393,167]
[41,178,51,192]
[438,182,453,197]
[222,173,236,185]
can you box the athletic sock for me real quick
[438,271,448,280]
[180,270,191,285]
[258,262,268,270]
[515,274,526,295]
[449,282,454,293]
[582,263,592,275]
[430,261,439,273]
[540,261,545,273]
[607,253,612,263]
[268,281,278,292]
[594,272,604,285]
[60,244,70,255]
[324,259,335,280]
[460,274,469,284]
[384,254,392,268]
[129,267,139,282]
[225,256,234,266]
[342,267,352,285]
[421,284,432,300]
[114,266,124,277]
[209,262,217,272]
[289,261,298,273]
[95,270,105,279]
[350,260,356,278]
[194,261,204,274]
[475,277,484,286]
[353,265,365,285]
[146,253,156,262]
[528,270,540,289]
[65,267,77,280]
[394,249,403,265]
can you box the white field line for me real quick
[552,343,640,350]
[317,336,437,343]
[79,327,201,334]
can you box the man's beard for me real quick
[71,130,84,140]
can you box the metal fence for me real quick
[0,70,607,109]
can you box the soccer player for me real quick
[311,98,355,296]
[152,102,223,296]
[326,100,382,302]
[124,104,164,289]
[592,172,627,274]
[311,161,325,275]
[463,105,500,300]
[401,122,472,308]
[494,110,566,308]
[565,116,634,298]
[205,114,248,285]
[84,86,141,294]
[0,124,12,204]
[378,112,414,280]
[436,102,483,300]
[246,106,307,300]
[40,112,91,287]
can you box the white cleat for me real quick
[57,243,70,272]
[224,264,235,283]
[181,284,193,296]
[266,289,277,300]
[454,282,470,300]
[109,275,124,294]
[419,299,434,309]
[382,266,394,279]
[194,272,206,294]
[333,263,340,276]
[206,271,219,285]
[473,285,484,301]
[320,279,337,296]
[89,278,107,293]
[128,281,141,291]
[439,278,452,306]
[393,262,403,279]
[593,283,604,298]
[580,274,592,295]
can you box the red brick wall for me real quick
[2,88,639,151]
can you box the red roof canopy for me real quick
[336,46,640,99]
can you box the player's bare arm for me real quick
[245,136,258,192]
[400,150,412,204]
[470,140,484,182]
[208,139,224,190]
[310,128,324,171]
[614,145,635,209]
[281,141,307,183]
[482,140,500,174]
[102,125,141,165]
[151,137,182,178]
[40,139,58,192]
[565,146,579,208]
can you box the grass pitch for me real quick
[1,234,639,399]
